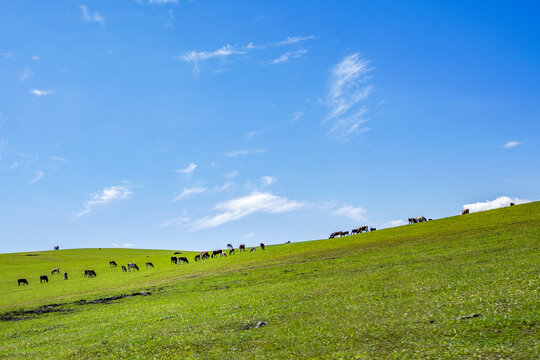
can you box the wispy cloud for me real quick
[331,205,367,222]
[271,49,307,64]
[175,163,197,174]
[181,44,245,74]
[503,141,520,149]
[223,170,239,179]
[1,50,15,59]
[149,0,178,4]
[29,89,53,96]
[387,219,407,227]
[77,184,133,217]
[32,55,39,61]
[193,191,303,230]
[160,212,189,228]
[112,243,136,248]
[463,196,530,213]
[19,68,33,81]
[173,186,206,201]
[29,170,44,184]
[50,156,70,163]
[292,111,304,123]
[275,35,316,46]
[243,130,265,139]
[261,176,276,186]
[79,5,104,25]
[326,53,373,140]
[226,149,264,157]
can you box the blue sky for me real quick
[1,1,539,253]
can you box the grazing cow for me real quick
[510,202,515,206]
[260,243,265,250]
[194,254,201,262]
[211,250,222,258]
[146,262,154,268]
[227,243,233,249]
[121,265,127,272]
[84,269,97,277]
[51,268,60,275]
[171,256,178,264]
[370,227,376,232]
[462,209,469,215]
[221,252,227,258]
[342,231,350,236]
[285,241,291,244]
[250,247,256,253]
[127,263,139,271]
[109,261,117,267]
[18,278,28,286]
[178,256,189,264]
[174,251,182,254]
[408,218,416,224]
[416,216,427,223]
[63,272,68,280]
[40,275,49,283]
[351,229,358,235]
[239,244,246,252]
[428,219,433,221]
[201,251,210,260]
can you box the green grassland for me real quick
[0,202,539,359]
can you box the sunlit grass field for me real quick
[0,202,538,359]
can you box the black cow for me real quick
[63,272,68,280]
[18,278,28,286]
[109,261,117,267]
[178,257,189,264]
[127,263,139,271]
[40,275,49,283]
[260,243,265,250]
[171,256,178,264]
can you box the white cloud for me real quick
[32,55,39,61]
[1,50,15,58]
[387,219,407,227]
[50,156,70,163]
[176,163,197,174]
[326,53,373,140]
[244,130,264,139]
[160,213,190,228]
[77,184,133,217]
[79,5,104,25]
[292,112,304,123]
[193,191,303,230]
[332,205,367,222]
[181,44,245,74]
[503,141,520,149]
[226,149,264,157]
[213,182,233,192]
[30,89,53,96]
[19,68,33,81]
[271,49,308,64]
[173,186,206,201]
[275,35,315,46]
[113,243,136,248]
[29,170,44,184]
[463,196,530,213]
[223,170,239,179]
[261,176,276,186]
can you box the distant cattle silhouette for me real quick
[121,265,127,272]
[211,250,222,258]
[109,261,117,267]
[84,269,96,278]
[229,249,235,256]
[127,263,139,271]
[194,254,201,262]
[63,272,68,280]
[171,256,178,264]
[351,226,368,235]
[201,251,210,260]
[227,243,233,249]
[221,252,227,258]
[462,209,469,215]
[285,241,291,244]
[250,247,256,253]
[260,243,265,250]
[174,251,182,255]
[416,216,427,222]
[40,275,49,283]
[51,268,60,275]
[18,278,28,286]
[370,227,376,232]
[408,218,417,224]
[239,244,246,252]
[178,256,189,264]
[428,219,432,221]
[510,202,515,206]
[146,262,154,268]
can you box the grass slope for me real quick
[0,202,539,359]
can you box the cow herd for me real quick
[16,243,267,287]
[329,226,376,239]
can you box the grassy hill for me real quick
[0,202,538,359]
